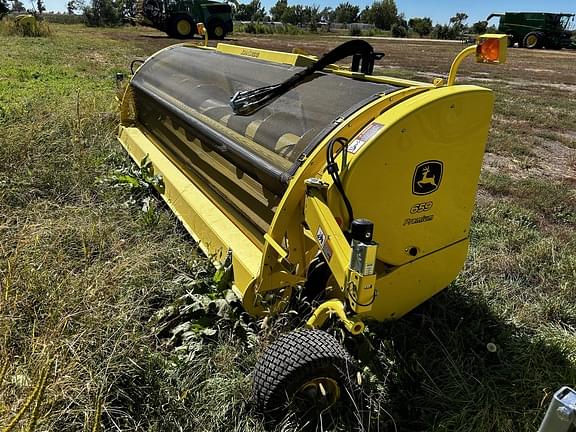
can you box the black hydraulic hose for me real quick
[230,40,379,116]
[326,137,354,231]
[347,286,377,307]
[130,58,146,75]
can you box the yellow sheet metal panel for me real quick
[303,187,351,289]
[215,43,316,67]
[341,85,493,266]
[360,239,470,321]
[331,69,432,88]
[117,126,262,292]
[254,87,429,291]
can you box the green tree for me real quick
[248,0,265,21]
[0,0,9,17]
[432,23,457,40]
[66,0,76,14]
[269,0,286,22]
[333,2,358,24]
[36,0,45,13]
[235,0,265,21]
[396,12,407,27]
[449,12,468,35]
[234,4,249,19]
[11,0,26,12]
[319,6,333,23]
[358,5,371,23]
[391,22,406,37]
[280,5,295,24]
[303,4,319,30]
[470,20,487,34]
[281,4,303,25]
[369,0,398,30]
[83,0,123,26]
[408,17,432,37]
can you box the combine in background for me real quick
[487,12,575,49]
[136,0,233,39]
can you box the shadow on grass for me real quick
[356,284,575,432]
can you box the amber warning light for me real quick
[476,34,508,64]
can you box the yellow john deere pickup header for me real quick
[117,33,507,417]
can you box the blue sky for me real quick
[41,0,576,25]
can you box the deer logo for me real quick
[417,166,437,188]
[412,161,443,195]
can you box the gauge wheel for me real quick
[253,329,356,419]
[207,19,226,39]
[168,14,195,39]
[523,31,544,49]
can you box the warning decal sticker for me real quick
[347,123,384,154]
[316,226,333,262]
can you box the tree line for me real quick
[236,0,492,38]
[0,0,493,38]
[0,0,135,25]
[236,0,406,32]
[1,0,82,16]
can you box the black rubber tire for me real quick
[547,39,562,50]
[167,14,195,39]
[142,0,162,22]
[507,34,515,47]
[302,254,331,303]
[523,31,544,49]
[253,329,355,418]
[207,19,226,39]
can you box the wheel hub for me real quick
[296,377,340,406]
[177,19,191,36]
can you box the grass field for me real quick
[1,23,575,431]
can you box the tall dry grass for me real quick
[0,16,51,37]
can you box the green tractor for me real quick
[136,0,233,39]
[487,12,575,49]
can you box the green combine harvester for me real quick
[136,0,233,39]
[487,12,575,49]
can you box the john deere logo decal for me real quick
[412,160,443,195]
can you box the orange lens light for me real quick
[477,38,500,63]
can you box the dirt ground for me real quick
[108,26,576,86]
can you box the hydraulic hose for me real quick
[230,40,382,116]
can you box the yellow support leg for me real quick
[306,299,365,335]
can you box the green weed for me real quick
[43,13,85,25]
[481,173,576,225]
[236,22,303,35]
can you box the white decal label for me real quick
[347,123,383,154]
